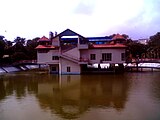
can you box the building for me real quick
[36,29,127,74]
[136,38,149,45]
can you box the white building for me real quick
[36,29,127,74]
[135,38,149,45]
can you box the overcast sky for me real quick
[0,0,160,40]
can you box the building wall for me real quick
[63,47,80,60]
[80,50,89,60]
[52,36,60,46]
[80,48,125,64]
[37,50,59,64]
[37,46,125,74]
[60,58,81,74]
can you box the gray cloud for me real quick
[104,0,160,39]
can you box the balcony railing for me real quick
[79,58,89,64]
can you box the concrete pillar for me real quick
[59,62,62,75]
[78,36,80,45]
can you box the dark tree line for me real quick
[126,39,148,60]
[0,35,39,65]
[0,32,160,65]
[148,32,160,58]
[110,33,160,61]
[125,32,160,61]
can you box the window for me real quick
[121,53,125,61]
[52,56,59,60]
[51,66,57,71]
[67,66,71,72]
[90,54,96,60]
[102,53,112,61]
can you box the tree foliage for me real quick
[0,35,39,65]
[147,32,160,58]
[1,31,160,65]
[149,32,160,47]
[0,35,6,59]
[126,40,148,59]
[26,37,39,59]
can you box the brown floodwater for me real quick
[0,71,160,120]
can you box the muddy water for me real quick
[0,71,160,120]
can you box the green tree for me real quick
[0,35,6,59]
[126,40,148,60]
[149,32,160,47]
[26,37,39,60]
[12,52,29,62]
[11,37,28,62]
[14,37,25,45]
[148,32,160,58]
[13,37,26,52]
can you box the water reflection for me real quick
[36,74,129,119]
[0,73,129,119]
[81,75,129,109]
[1,72,160,120]
[0,73,130,119]
[151,73,160,101]
[0,78,6,100]
[0,73,39,100]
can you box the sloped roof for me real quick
[38,36,50,42]
[54,29,85,38]
[112,34,125,40]
[35,45,55,49]
[90,44,127,49]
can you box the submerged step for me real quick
[2,67,21,73]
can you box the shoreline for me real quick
[0,64,47,74]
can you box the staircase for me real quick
[61,52,79,63]
[61,45,89,64]
[61,45,77,53]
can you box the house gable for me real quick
[54,29,85,38]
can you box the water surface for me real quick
[0,71,160,120]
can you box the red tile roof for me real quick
[38,36,50,42]
[112,34,125,40]
[90,44,127,49]
[35,45,55,49]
